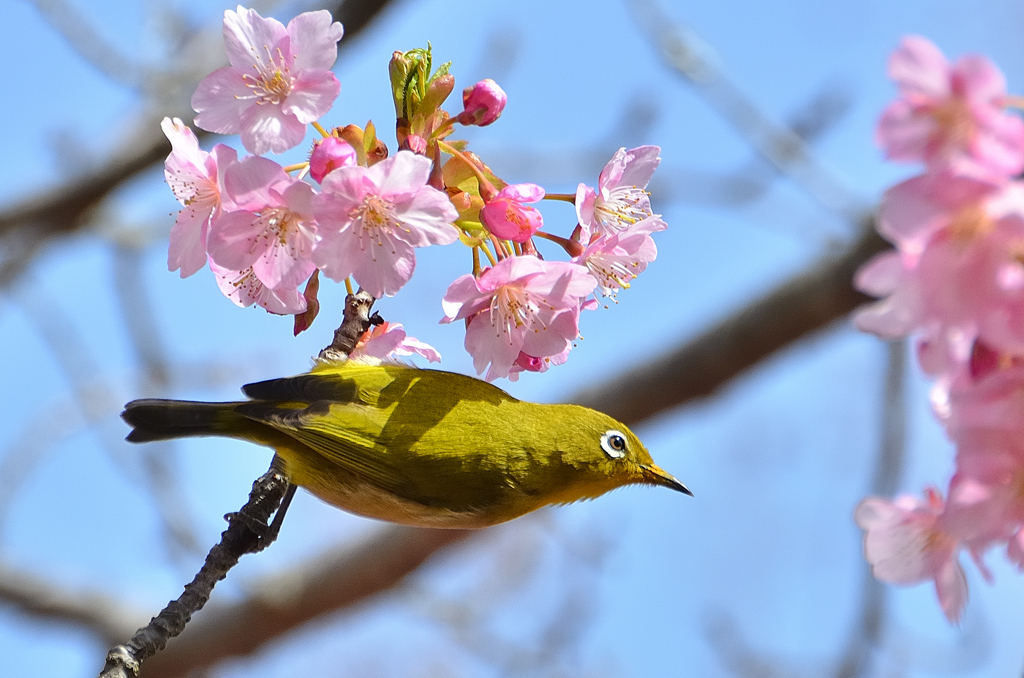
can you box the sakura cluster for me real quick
[162,6,666,381]
[854,36,1024,621]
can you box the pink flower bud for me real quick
[459,79,507,127]
[480,184,545,243]
[309,137,357,183]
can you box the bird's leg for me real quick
[256,483,297,551]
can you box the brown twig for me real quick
[139,526,473,678]
[98,468,291,678]
[319,290,380,360]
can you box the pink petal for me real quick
[224,156,288,208]
[464,310,523,380]
[311,226,358,282]
[876,101,935,162]
[372,152,432,200]
[955,54,1007,105]
[575,183,597,232]
[351,234,416,298]
[495,183,545,203]
[167,206,211,278]
[206,210,262,271]
[392,189,459,247]
[222,7,288,72]
[191,67,253,135]
[889,36,951,100]
[521,308,576,358]
[211,260,306,315]
[287,10,344,72]
[615,146,661,189]
[441,274,486,322]
[252,231,316,290]
[239,103,308,155]
[934,557,969,623]
[282,70,340,124]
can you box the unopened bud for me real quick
[309,137,357,183]
[459,79,507,126]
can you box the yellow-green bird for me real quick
[122,359,690,528]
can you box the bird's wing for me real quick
[235,399,411,495]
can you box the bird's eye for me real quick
[601,430,627,459]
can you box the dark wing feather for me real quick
[241,373,359,403]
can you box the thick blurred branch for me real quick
[572,222,888,425]
[0,562,140,645]
[141,526,473,678]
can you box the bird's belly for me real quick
[299,475,520,529]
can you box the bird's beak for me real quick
[641,463,693,496]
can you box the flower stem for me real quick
[480,242,498,267]
[282,162,308,174]
[312,121,331,138]
[544,193,577,204]
[438,141,498,201]
[344,277,354,295]
[534,230,585,257]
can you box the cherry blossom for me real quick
[210,259,306,314]
[441,255,596,380]
[192,7,344,155]
[855,488,968,623]
[206,155,318,292]
[854,172,1024,356]
[576,145,662,238]
[479,183,544,243]
[876,36,1024,179]
[349,321,441,363]
[161,117,238,278]
[313,151,459,298]
[574,216,665,297]
[943,429,1024,567]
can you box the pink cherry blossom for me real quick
[576,146,661,238]
[855,488,968,623]
[309,136,357,183]
[313,151,459,298]
[574,216,665,297]
[192,7,344,155]
[349,321,441,363]
[876,36,1024,179]
[441,255,597,380]
[210,259,306,314]
[459,79,507,126]
[943,429,1024,565]
[854,172,1024,355]
[479,184,545,243]
[206,155,318,292]
[161,117,238,278]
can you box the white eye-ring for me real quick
[601,430,628,459]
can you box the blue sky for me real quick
[4,0,1024,675]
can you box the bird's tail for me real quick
[121,399,246,443]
